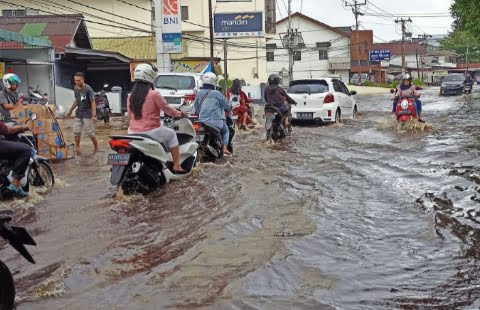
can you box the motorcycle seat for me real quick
[127,133,168,151]
[198,122,221,134]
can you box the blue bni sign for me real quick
[214,12,264,38]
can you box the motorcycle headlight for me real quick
[400,100,409,110]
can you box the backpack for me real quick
[229,93,241,109]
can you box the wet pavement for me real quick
[1,86,480,309]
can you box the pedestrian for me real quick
[66,72,99,155]
[0,73,23,122]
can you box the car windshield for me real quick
[154,75,196,90]
[352,74,368,79]
[287,80,329,94]
[443,75,465,82]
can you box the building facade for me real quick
[267,12,351,85]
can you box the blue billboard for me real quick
[369,50,391,61]
[214,12,264,38]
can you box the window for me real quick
[288,80,329,94]
[339,81,351,96]
[332,80,343,93]
[181,6,189,21]
[294,51,301,61]
[154,75,196,90]
[266,51,274,62]
[319,49,328,60]
[3,9,27,16]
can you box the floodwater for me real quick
[2,87,480,309]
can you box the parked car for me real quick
[154,72,203,116]
[350,73,371,85]
[288,78,357,124]
[440,73,466,96]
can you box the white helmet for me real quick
[402,73,411,80]
[2,73,21,89]
[133,63,158,84]
[201,72,218,86]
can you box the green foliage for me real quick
[442,1,480,61]
[413,79,423,86]
[218,79,233,95]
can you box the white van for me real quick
[154,72,203,116]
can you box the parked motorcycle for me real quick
[264,103,287,141]
[0,210,36,309]
[107,118,198,194]
[95,84,111,124]
[0,114,55,198]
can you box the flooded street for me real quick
[3,87,480,309]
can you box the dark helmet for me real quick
[268,74,280,85]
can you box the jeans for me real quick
[217,121,229,145]
[0,139,30,180]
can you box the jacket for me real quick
[264,85,295,108]
[194,89,232,128]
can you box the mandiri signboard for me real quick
[161,0,182,53]
[214,12,264,38]
[369,50,391,62]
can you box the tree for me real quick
[440,0,480,62]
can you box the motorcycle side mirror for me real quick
[390,89,395,94]
[350,90,357,95]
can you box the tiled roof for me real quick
[0,14,91,52]
[91,36,156,60]
[372,42,426,55]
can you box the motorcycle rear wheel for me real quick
[0,260,15,310]
[29,162,55,194]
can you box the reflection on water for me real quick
[6,89,480,309]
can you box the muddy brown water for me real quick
[1,87,479,309]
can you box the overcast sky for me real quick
[276,0,454,41]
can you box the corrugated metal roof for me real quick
[0,14,90,52]
[0,28,52,50]
[91,37,156,60]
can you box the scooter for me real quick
[107,118,198,195]
[394,96,418,122]
[464,83,473,95]
[264,103,287,141]
[95,84,111,124]
[0,114,55,198]
[0,210,36,309]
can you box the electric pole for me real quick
[287,0,293,82]
[395,17,412,73]
[345,0,366,83]
[208,0,215,72]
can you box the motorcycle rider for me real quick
[392,73,423,122]
[0,121,30,198]
[264,74,297,130]
[194,72,232,155]
[0,73,23,122]
[127,63,187,173]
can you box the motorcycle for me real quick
[107,118,198,195]
[464,82,473,95]
[191,111,235,162]
[0,114,55,198]
[0,210,36,309]
[25,85,48,105]
[264,103,287,141]
[95,84,111,124]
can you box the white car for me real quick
[154,72,203,116]
[288,78,358,123]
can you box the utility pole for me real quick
[395,17,412,73]
[208,0,215,72]
[466,45,469,71]
[287,0,293,82]
[345,1,366,83]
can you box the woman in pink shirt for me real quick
[128,63,185,173]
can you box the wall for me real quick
[179,0,268,85]
[267,15,351,83]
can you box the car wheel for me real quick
[352,105,357,118]
[335,109,341,124]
